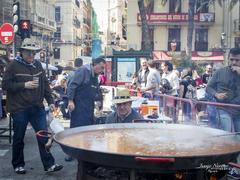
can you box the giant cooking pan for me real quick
[54,123,240,171]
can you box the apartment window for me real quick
[75,0,80,7]
[169,0,181,13]
[38,16,45,23]
[168,28,181,51]
[49,21,54,27]
[54,48,60,59]
[54,27,61,41]
[196,0,208,13]
[235,37,240,48]
[195,29,208,51]
[55,7,61,22]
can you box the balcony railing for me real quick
[83,18,91,27]
[73,17,81,28]
[137,12,215,25]
[33,14,55,30]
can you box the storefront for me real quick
[104,49,151,84]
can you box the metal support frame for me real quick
[0,115,12,144]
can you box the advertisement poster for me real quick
[117,58,136,82]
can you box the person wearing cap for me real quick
[2,38,63,174]
[105,88,143,123]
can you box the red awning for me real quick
[153,51,172,61]
[191,51,224,62]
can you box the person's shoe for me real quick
[45,164,63,173]
[64,155,73,162]
[227,168,240,179]
[14,166,26,174]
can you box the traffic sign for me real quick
[0,23,14,44]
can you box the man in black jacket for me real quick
[2,38,63,174]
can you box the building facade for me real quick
[108,0,127,50]
[0,0,56,64]
[29,0,56,64]
[0,0,13,25]
[0,0,14,62]
[53,0,82,66]
[102,0,127,56]
[53,0,92,66]
[127,0,240,62]
[80,0,92,56]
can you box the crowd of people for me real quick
[131,56,231,122]
[0,37,239,178]
[131,56,212,122]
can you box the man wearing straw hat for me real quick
[106,88,143,123]
[2,38,63,174]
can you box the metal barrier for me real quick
[0,115,12,144]
[128,88,240,130]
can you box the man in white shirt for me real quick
[161,61,180,123]
[161,61,179,96]
[137,57,149,88]
[141,60,161,99]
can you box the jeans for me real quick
[183,102,192,119]
[11,106,55,169]
[216,109,240,132]
[205,93,217,128]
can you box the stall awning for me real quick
[153,51,224,62]
[191,51,224,61]
[153,51,172,61]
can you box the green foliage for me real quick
[179,55,192,68]
[169,51,192,68]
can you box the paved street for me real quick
[0,117,78,180]
[0,117,237,180]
